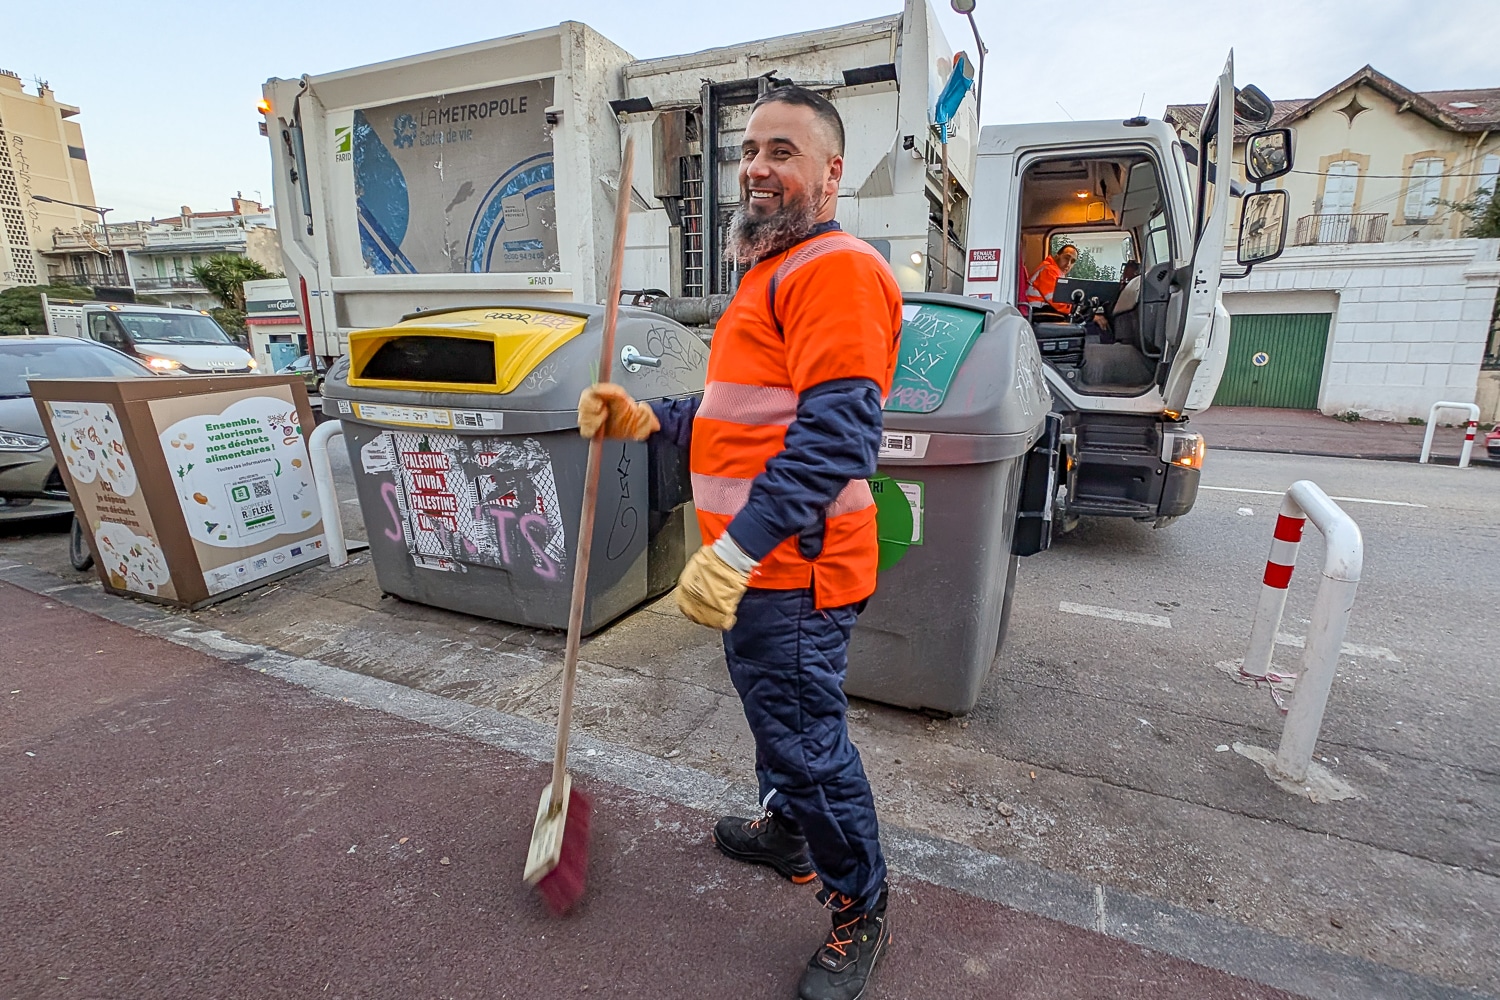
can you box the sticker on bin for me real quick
[878,431,930,460]
[896,480,924,544]
[352,402,502,430]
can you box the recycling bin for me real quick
[321,304,708,634]
[845,293,1051,715]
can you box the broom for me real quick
[523,135,636,914]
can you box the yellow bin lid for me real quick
[345,307,588,395]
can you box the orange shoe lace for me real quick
[819,893,862,960]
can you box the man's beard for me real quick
[727,192,822,264]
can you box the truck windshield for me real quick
[114,312,232,345]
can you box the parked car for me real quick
[277,354,327,395]
[0,336,152,526]
[1485,426,1499,461]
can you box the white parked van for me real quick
[41,297,258,376]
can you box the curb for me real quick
[1210,443,1500,466]
[1,558,1491,1000]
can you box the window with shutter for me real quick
[1479,154,1499,198]
[1403,158,1445,222]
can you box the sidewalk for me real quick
[1192,406,1492,463]
[0,581,1303,1000]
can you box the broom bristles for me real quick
[534,786,593,915]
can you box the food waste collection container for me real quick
[321,304,708,634]
[846,293,1051,715]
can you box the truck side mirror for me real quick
[1245,129,1293,184]
[1233,85,1275,127]
[1237,190,1289,266]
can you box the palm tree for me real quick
[190,254,278,312]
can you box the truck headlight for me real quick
[145,356,182,371]
[0,430,49,452]
[1162,429,1205,470]
[247,357,258,369]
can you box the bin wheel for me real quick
[997,554,1019,650]
[69,516,94,572]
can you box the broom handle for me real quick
[550,136,635,811]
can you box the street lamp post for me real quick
[950,0,988,126]
[941,0,987,294]
[30,194,125,288]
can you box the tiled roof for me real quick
[1419,88,1500,127]
[1163,100,1305,140]
[1164,67,1500,139]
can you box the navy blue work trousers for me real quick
[722,586,887,906]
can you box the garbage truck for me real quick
[260,9,1291,537]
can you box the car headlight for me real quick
[247,357,258,369]
[0,430,49,452]
[1161,429,1206,470]
[146,356,182,371]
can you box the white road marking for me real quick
[1274,632,1401,662]
[1200,485,1427,508]
[1059,602,1171,628]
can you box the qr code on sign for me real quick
[453,412,482,428]
[252,479,273,498]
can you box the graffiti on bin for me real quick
[886,303,985,415]
[605,445,638,561]
[374,431,567,580]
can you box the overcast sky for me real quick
[4,0,1494,222]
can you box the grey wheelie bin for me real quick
[845,293,1051,715]
[321,304,707,634]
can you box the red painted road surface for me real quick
[0,583,1299,999]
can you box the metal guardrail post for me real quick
[1239,481,1363,783]
[1418,401,1480,469]
[308,419,350,568]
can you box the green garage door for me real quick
[1214,313,1331,409]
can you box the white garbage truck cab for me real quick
[967,55,1293,533]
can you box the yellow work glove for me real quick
[676,537,755,631]
[577,382,660,440]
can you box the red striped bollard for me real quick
[1460,420,1477,469]
[1242,505,1306,681]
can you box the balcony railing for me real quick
[46,266,133,287]
[1293,213,1388,246]
[134,276,206,292]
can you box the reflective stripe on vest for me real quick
[774,231,891,287]
[691,472,874,518]
[698,381,797,426]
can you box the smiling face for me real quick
[728,98,844,261]
[738,100,843,224]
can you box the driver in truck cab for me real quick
[1024,242,1077,315]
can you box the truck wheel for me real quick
[997,554,1019,651]
[69,516,94,571]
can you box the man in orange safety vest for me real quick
[1024,242,1078,315]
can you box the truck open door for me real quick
[1161,53,1237,415]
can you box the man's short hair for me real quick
[752,85,845,157]
[1054,242,1078,257]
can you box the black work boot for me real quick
[798,884,890,1000]
[712,812,817,884]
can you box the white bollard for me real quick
[1418,401,1480,469]
[1238,481,1363,784]
[308,419,350,568]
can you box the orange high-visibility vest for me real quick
[1025,255,1071,314]
[691,230,902,608]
